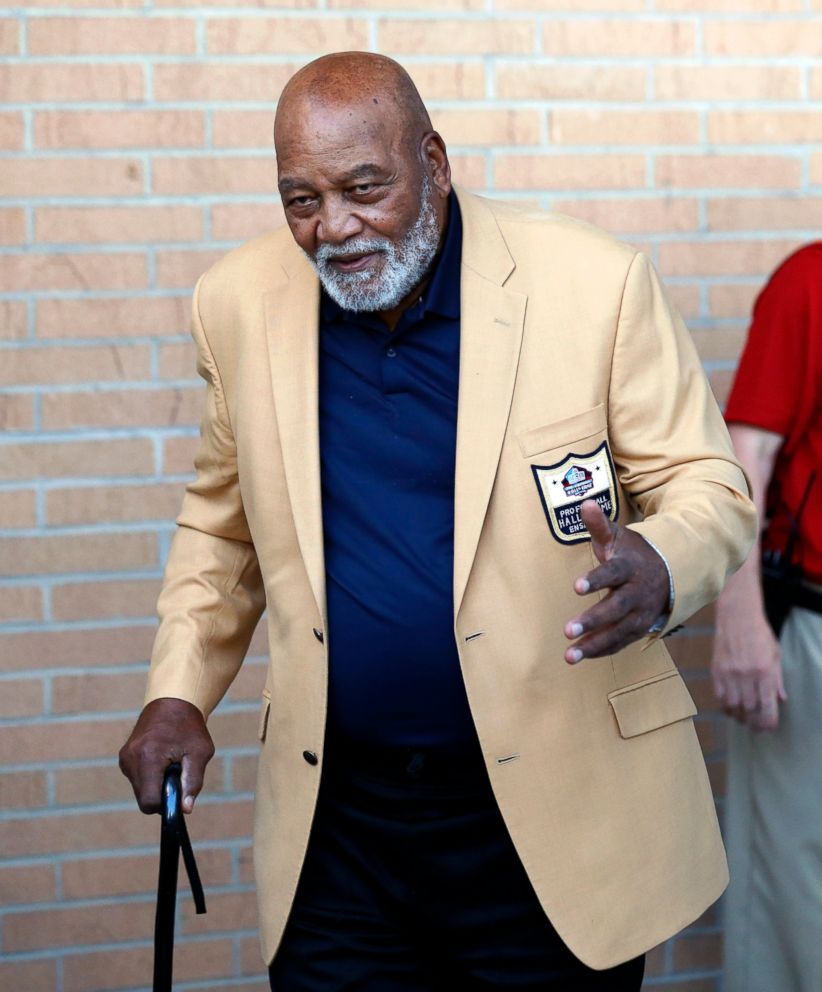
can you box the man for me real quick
[120,53,756,990]
[711,244,822,992]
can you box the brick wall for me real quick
[1,1,817,989]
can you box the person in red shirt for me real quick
[712,243,822,992]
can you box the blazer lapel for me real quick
[453,191,527,615]
[263,250,326,622]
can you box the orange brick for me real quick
[0,207,26,246]
[0,300,28,340]
[432,108,542,146]
[708,196,822,231]
[0,344,151,386]
[0,490,37,529]
[211,201,285,241]
[658,238,802,277]
[331,0,482,7]
[0,437,154,482]
[55,764,147,808]
[52,671,153,714]
[666,632,713,673]
[710,367,736,409]
[154,62,297,102]
[163,434,199,475]
[36,205,203,245]
[156,249,230,289]
[0,63,143,103]
[0,864,55,904]
[213,110,276,148]
[62,848,232,898]
[47,481,185,526]
[1,157,143,197]
[42,385,202,430]
[4,899,155,951]
[496,0,645,6]
[551,109,698,146]
[381,18,535,54]
[656,155,800,190]
[0,770,48,809]
[0,17,19,54]
[158,341,197,379]
[405,61,486,101]
[0,110,23,150]
[656,64,800,101]
[209,708,259,749]
[225,657,268,702]
[812,70,822,100]
[182,888,258,935]
[29,16,196,55]
[0,532,157,577]
[708,283,760,321]
[0,677,43,717]
[35,108,204,150]
[241,933,265,973]
[665,284,701,321]
[552,197,698,234]
[448,154,486,191]
[51,579,160,620]
[0,394,35,430]
[710,111,822,145]
[659,0,800,8]
[63,937,235,991]
[544,18,695,56]
[157,0,312,5]
[0,716,139,772]
[496,62,646,101]
[153,155,276,195]
[0,253,147,293]
[37,295,189,340]
[207,16,367,54]
[0,585,42,623]
[812,154,822,185]
[0,961,57,988]
[232,754,259,794]
[690,327,749,363]
[495,154,646,190]
[706,19,822,56]
[0,625,155,672]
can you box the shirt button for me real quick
[386,347,397,358]
[312,628,324,643]
[302,750,319,766]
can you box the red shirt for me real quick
[725,243,822,583]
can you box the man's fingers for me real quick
[181,742,215,813]
[579,500,616,561]
[565,611,646,662]
[573,557,632,597]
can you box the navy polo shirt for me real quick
[319,194,476,748]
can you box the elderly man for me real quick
[120,52,755,990]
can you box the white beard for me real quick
[306,177,441,313]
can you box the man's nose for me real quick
[316,203,363,245]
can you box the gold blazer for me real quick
[146,190,756,969]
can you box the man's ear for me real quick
[421,132,452,199]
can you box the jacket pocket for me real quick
[517,404,606,458]
[608,670,696,740]
[258,690,271,743]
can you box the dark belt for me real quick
[324,735,488,786]
[153,763,207,992]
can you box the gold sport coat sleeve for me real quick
[610,252,756,632]
[144,274,266,716]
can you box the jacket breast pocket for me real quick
[608,670,697,740]
[516,403,607,459]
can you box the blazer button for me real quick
[302,750,318,766]
[312,628,324,643]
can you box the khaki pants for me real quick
[723,607,822,992]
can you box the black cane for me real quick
[153,762,207,992]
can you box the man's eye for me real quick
[352,184,376,195]
[289,196,314,208]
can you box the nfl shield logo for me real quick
[531,441,619,545]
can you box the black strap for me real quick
[153,763,207,992]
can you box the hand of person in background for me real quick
[712,567,787,732]
[564,499,670,664]
[119,697,215,814]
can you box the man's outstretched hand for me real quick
[563,500,670,664]
[119,697,214,814]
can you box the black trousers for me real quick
[270,740,645,991]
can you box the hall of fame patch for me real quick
[531,441,619,545]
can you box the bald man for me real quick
[120,53,756,991]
